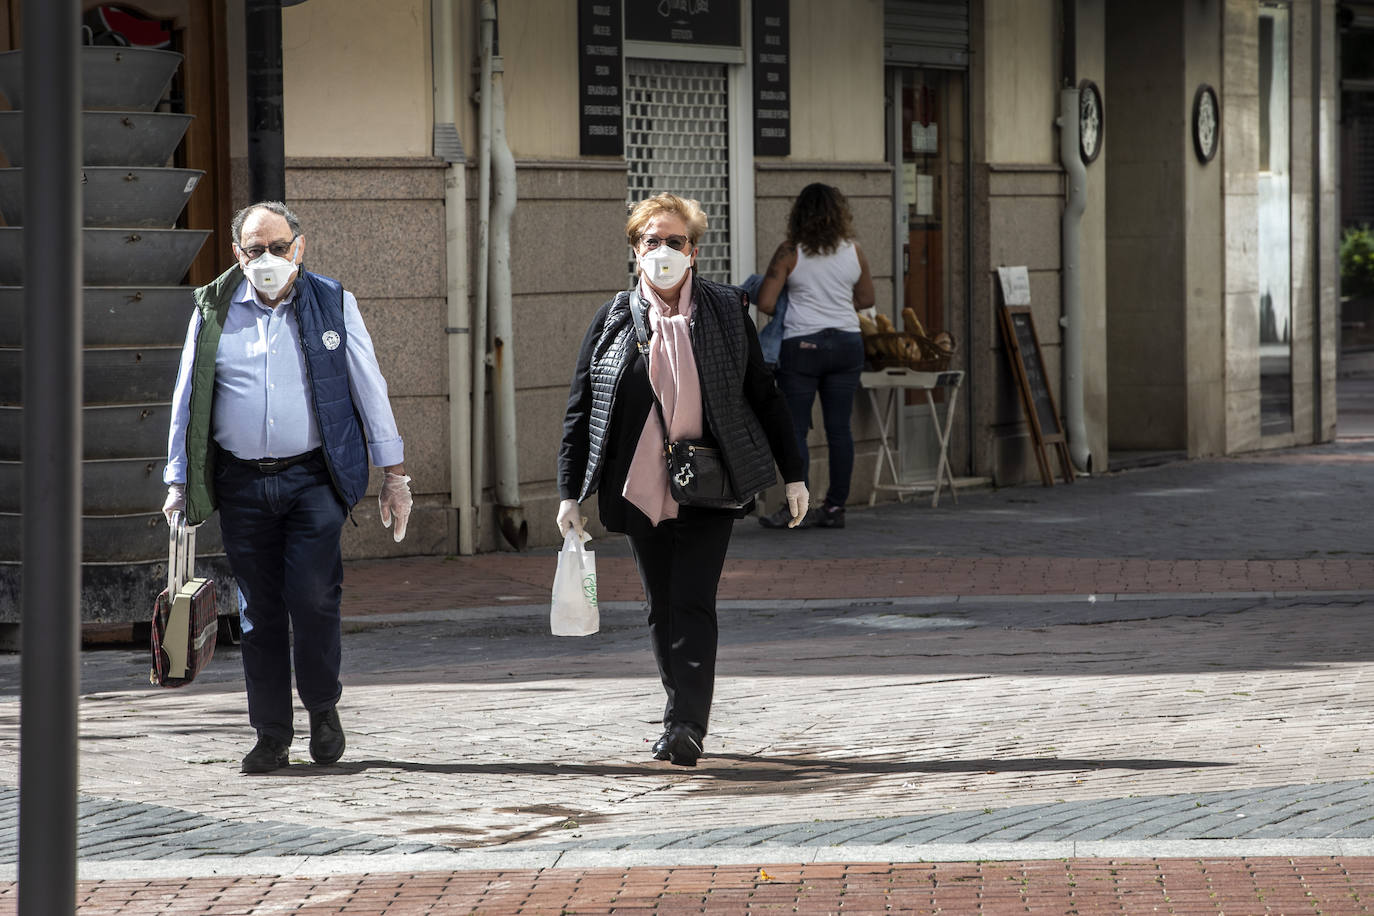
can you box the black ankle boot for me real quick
[651,728,672,761]
[663,722,704,767]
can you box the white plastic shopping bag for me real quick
[550,529,599,636]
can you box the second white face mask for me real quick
[639,245,692,291]
[244,248,298,298]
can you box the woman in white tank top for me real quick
[755,184,875,529]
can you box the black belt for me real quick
[223,448,321,474]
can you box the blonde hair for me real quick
[625,193,708,248]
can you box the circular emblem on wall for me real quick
[1193,83,1220,164]
[1078,79,1103,164]
[321,330,340,351]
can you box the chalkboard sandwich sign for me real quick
[996,267,1074,486]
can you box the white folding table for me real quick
[860,367,965,507]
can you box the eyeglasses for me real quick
[240,238,297,260]
[639,235,690,252]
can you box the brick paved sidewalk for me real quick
[6,443,1373,915]
[32,857,1374,914]
[342,554,1374,616]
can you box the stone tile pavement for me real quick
[2,436,1374,912]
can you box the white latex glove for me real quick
[378,472,413,542]
[162,484,186,526]
[785,481,810,529]
[556,498,585,539]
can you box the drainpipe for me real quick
[488,49,526,550]
[1057,86,1092,473]
[471,0,494,547]
[432,0,475,555]
[1311,3,1323,440]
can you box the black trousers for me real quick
[625,511,735,735]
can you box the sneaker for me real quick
[814,503,845,529]
[758,505,794,528]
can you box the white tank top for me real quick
[782,240,861,338]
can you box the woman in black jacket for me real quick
[557,193,809,766]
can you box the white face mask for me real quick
[639,245,692,291]
[243,246,299,299]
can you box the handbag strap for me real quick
[628,289,673,455]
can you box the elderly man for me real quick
[163,200,412,774]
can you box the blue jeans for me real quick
[214,452,348,744]
[775,329,865,507]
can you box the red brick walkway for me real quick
[39,857,1374,914]
[342,554,1374,616]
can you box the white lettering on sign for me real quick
[764,34,780,45]
[584,44,619,55]
[764,16,780,26]
[658,0,710,16]
[586,84,619,96]
[584,104,621,116]
[758,53,787,64]
[757,108,790,120]
[587,125,619,135]
[758,90,786,101]
[765,71,779,82]
[760,127,786,137]
[593,24,611,36]
[593,4,611,14]
[595,65,610,76]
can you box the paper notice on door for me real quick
[911,122,938,154]
[915,174,934,216]
[902,163,917,207]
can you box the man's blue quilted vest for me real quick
[291,271,370,508]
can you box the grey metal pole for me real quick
[19,0,83,912]
[246,0,286,201]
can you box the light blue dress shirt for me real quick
[165,278,404,485]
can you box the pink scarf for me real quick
[622,276,705,525]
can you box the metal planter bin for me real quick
[0,44,231,631]
[0,167,204,227]
[0,285,193,347]
[0,110,193,168]
[0,46,181,111]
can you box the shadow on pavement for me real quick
[276,754,1230,781]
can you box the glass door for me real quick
[889,66,968,480]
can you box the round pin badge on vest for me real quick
[322,330,341,350]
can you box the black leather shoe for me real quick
[651,728,672,761]
[240,735,290,774]
[309,706,346,765]
[664,722,704,767]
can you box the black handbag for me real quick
[629,292,743,509]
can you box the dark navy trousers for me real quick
[214,452,347,744]
[774,328,865,508]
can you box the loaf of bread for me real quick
[902,308,927,338]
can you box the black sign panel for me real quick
[752,0,789,156]
[625,0,741,47]
[579,0,624,156]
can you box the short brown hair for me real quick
[625,193,708,248]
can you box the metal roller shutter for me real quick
[885,0,970,69]
[624,58,733,282]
